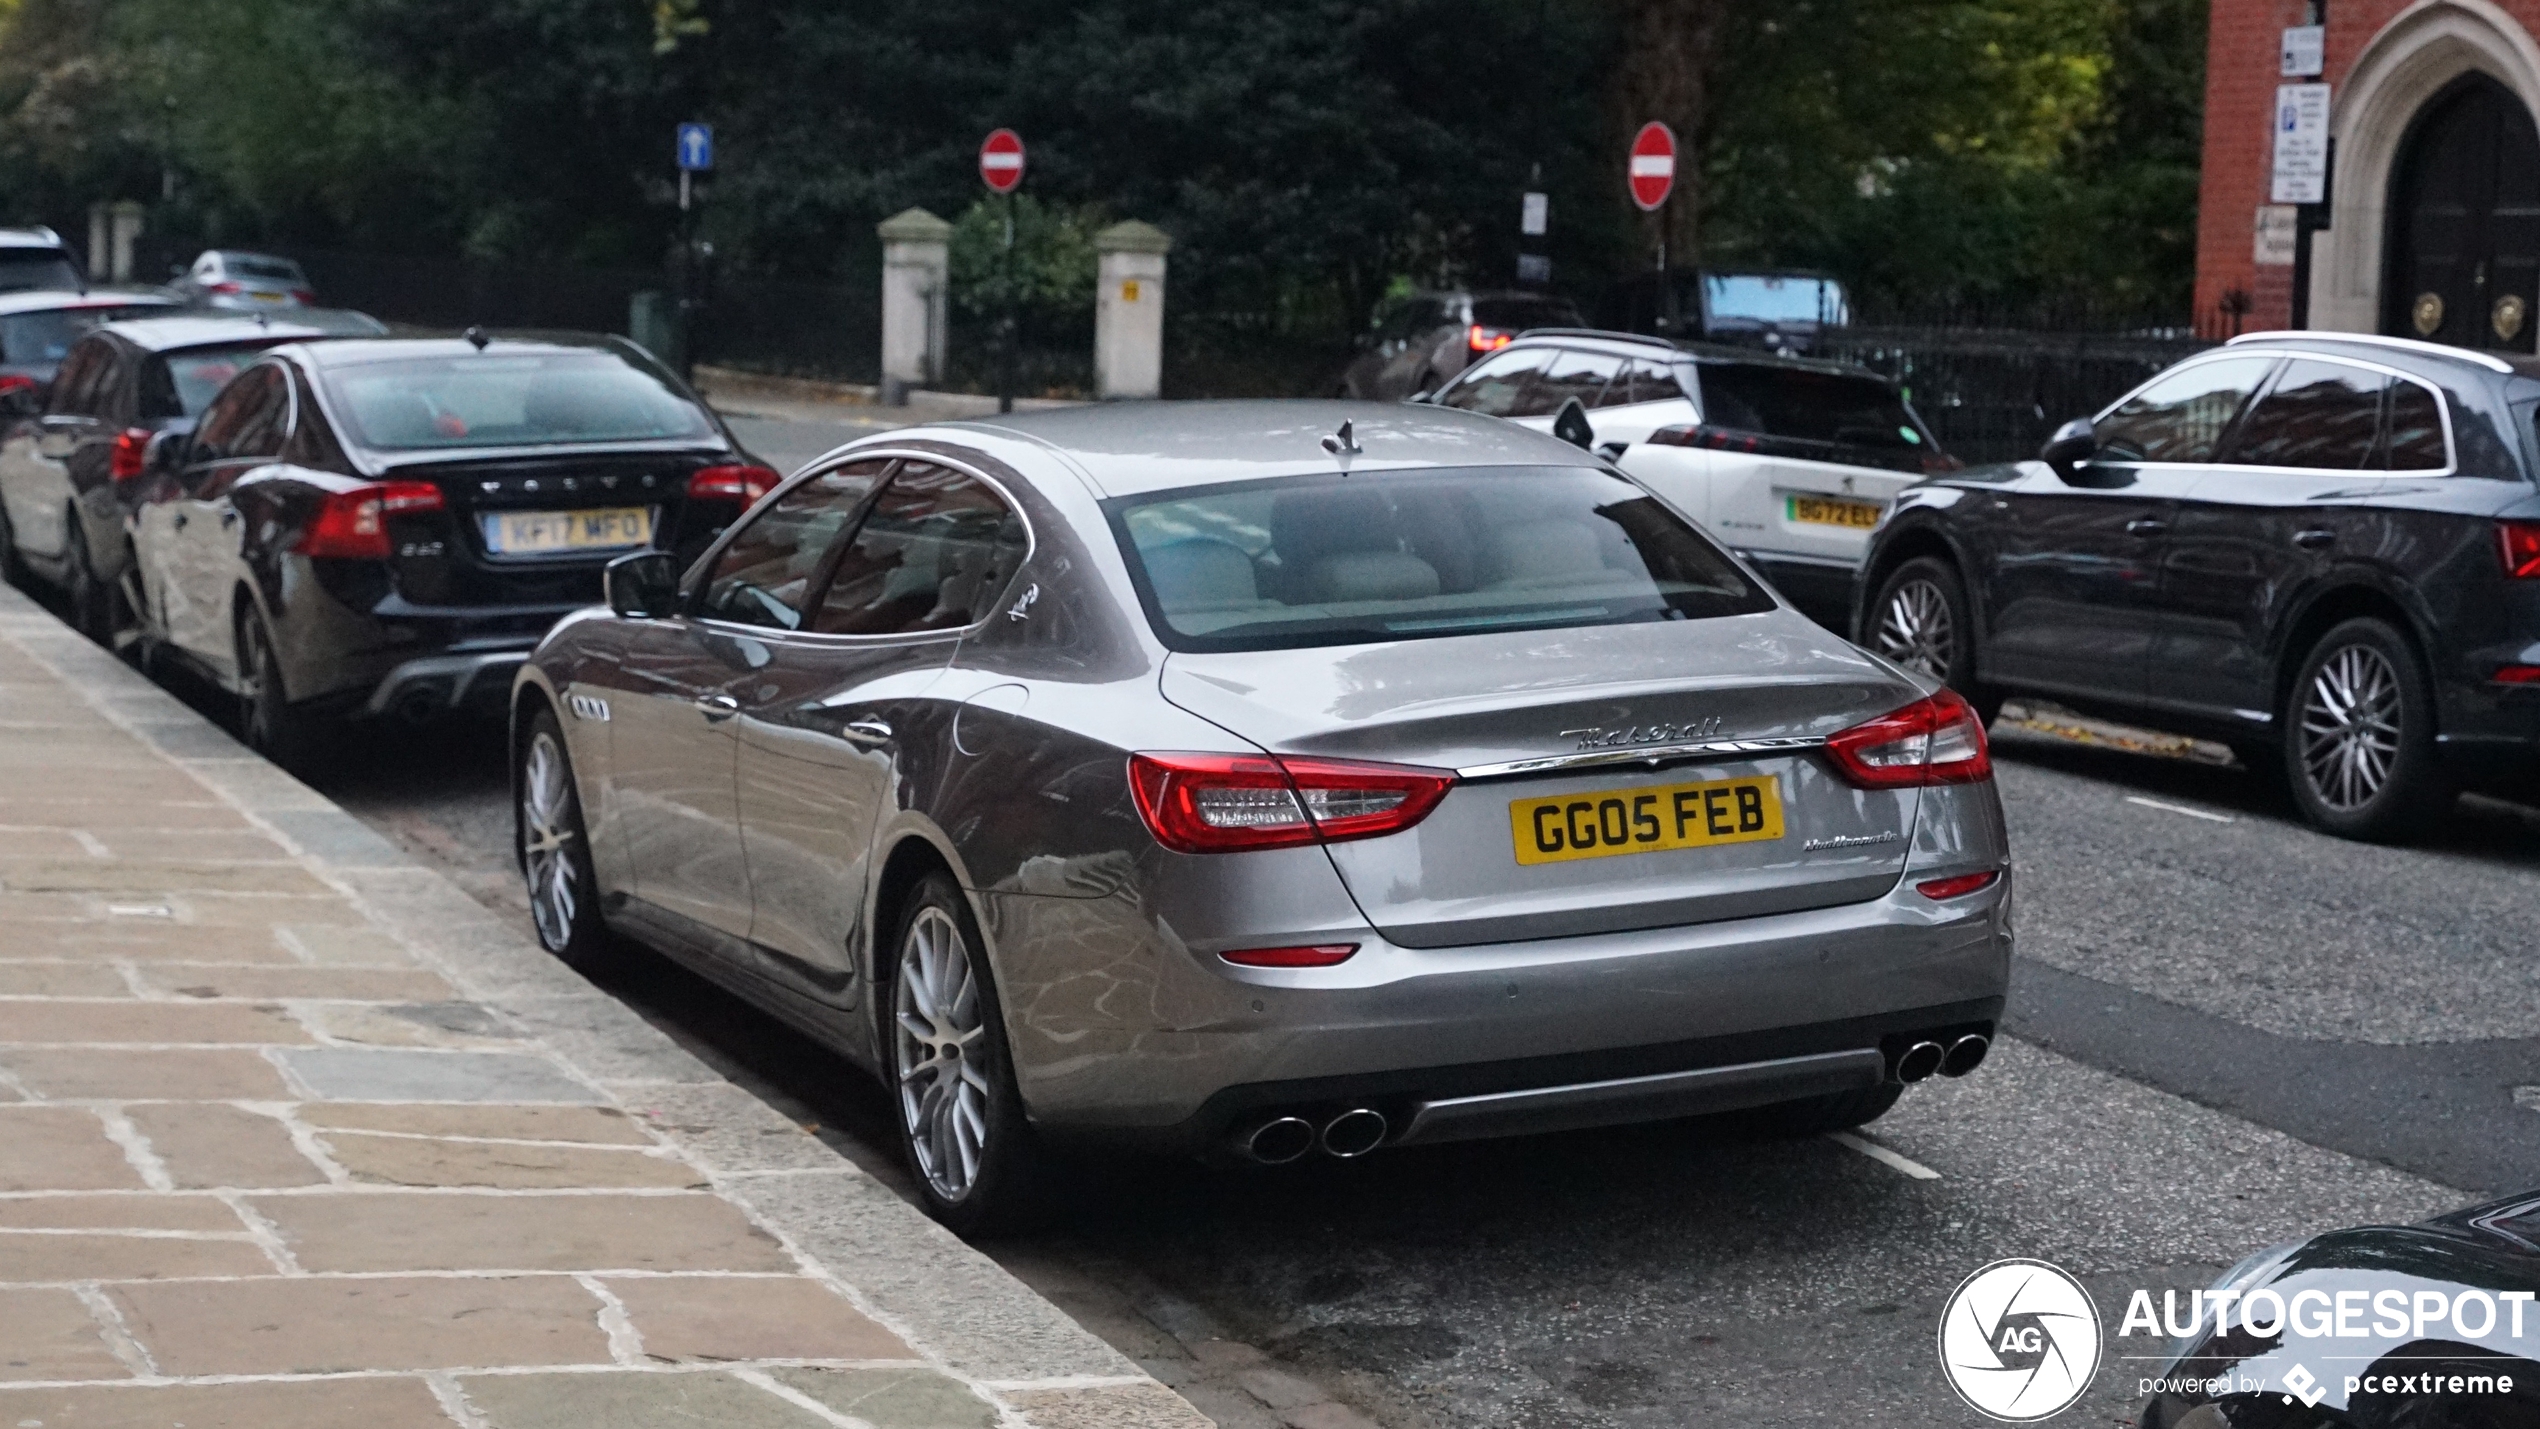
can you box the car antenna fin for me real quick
[1320,419,1362,460]
[463,325,491,351]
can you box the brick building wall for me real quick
[2194,0,2540,333]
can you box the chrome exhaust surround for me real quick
[1939,1033,1990,1078]
[1319,1108,1389,1158]
[1240,1116,1316,1165]
[1894,1040,1946,1083]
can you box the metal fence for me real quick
[1819,324,2214,466]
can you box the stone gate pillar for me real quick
[1093,221,1171,400]
[876,207,952,405]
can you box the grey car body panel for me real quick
[517,401,2013,1149]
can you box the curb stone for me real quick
[0,583,1212,1428]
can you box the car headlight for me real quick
[2159,1240,2304,1372]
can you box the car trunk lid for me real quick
[1159,615,1924,947]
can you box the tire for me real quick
[0,503,26,589]
[63,512,120,647]
[1864,556,2001,724]
[885,871,1045,1234]
[2282,617,2452,842]
[517,708,614,971]
[235,608,331,769]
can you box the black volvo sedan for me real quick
[1856,331,2540,841]
[122,332,774,763]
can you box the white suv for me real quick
[0,228,83,294]
[1425,331,1953,628]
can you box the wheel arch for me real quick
[864,828,998,1050]
[1856,518,1973,644]
[2269,577,2443,736]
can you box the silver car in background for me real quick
[510,402,2012,1230]
[172,250,317,310]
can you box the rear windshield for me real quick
[1109,466,1775,653]
[0,305,165,365]
[150,343,277,418]
[1696,363,1931,452]
[1704,275,1848,325]
[224,256,302,282]
[321,351,714,450]
[1471,296,1581,331]
[0,250,81,295]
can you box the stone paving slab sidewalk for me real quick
[0,583,1209,1429]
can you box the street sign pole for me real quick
[978,129,1026,415]
[674,123,714,381]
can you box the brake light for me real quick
[108,427,152,481]
[290,289,316,304]
[1921,452,1965,474]
[687,463,780,505]
[1914,870,2001,901]
[1823,688,1992,789]
[1220,944,1359,968]
[1126,752,1456,854]
[207,281,242,295]
[0,374,34,398]
[2493,665,2540,685]
[2500,521,2540,579]
[1467,324,1513,353]
[297,481,445,559]
[1648,424,1762,454]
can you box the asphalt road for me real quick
[42,400,2539,1425]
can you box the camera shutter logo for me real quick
[1938,1259,2102,1421]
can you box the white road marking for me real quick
[1825,1130,1941,1180]
[2125,795,2235,823]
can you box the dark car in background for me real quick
[1857,330,2540,841]
[1601,269,1851,356]
[1335,289,1584,401]
[120,331,775,763]
[0,309,388,641]
[0,227,83,294]
[0,289,182,403]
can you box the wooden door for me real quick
[2384,75,2540,351]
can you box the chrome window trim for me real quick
[1457,735,1829,782]
[684,444,1038,645]
[2089,349,2456,477]
[2224,328,2518,373]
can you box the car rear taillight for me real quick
[1467,324,1513,353]
[207,281,242,295]
[1648,423,1764,453]
[1921,452,1964,474]
[290,288,316,304]
[0,374,35,400]
[1219,944,1359,968]
[1914,870,2001,901]
[1823,689,1992,789]
[687,463,780,505]
[1127,752,1456,854]
[108,427,151,481]
[2499,521,2540,579]
[297,481,445,559]
[2493,665,2540,685]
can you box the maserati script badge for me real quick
[1560,717,1725,751]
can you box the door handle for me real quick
[693,694,739,722]
[2291,528,2336,550]
[844,717,894,742]
[2124,517,2168,536]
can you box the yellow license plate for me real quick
[1510,775,1785,866]
[485,507,654,555]
[1787,494,1884,529]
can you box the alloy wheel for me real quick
[519,730,581,951]
[1876,578,1955,678]
[893,906,991,1203]
[2298,643,2402,812]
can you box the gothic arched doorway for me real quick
[2382,72,2540,350]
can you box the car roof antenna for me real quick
[1320,419,1362,459]
[463,325,491,351]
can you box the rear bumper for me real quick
[986,870,2013,1147]
[359,646,533,720]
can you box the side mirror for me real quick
[143,426,191,475]
[605,550,679,619]
[2039,417,2097,480]
[1552,397,1596,450]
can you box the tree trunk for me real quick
[1609,0,1726,270]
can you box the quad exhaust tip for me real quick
[1894,1040,1946,1084]
[1242,1116,1316,1165]
[1321,1108,1388,1158]
[1940,1033,1989,1078]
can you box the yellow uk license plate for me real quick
[1787,494,1884,529]
[1510,775,1785,867]
[484,507,653,555]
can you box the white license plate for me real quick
[483,507,654,555]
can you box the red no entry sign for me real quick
[1628,122,1677,212]
[979,129,1026,194]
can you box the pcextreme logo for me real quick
[1939,1259,2103,1421]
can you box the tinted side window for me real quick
[1436,348,1554,417]
[2386,382,2449,470]
[44,341,109,417]
[1695,364,1928,451]
[814,463,1026,636]
[190,365,289,462]
[2093,356,2278,463]
[2228,360,2386,469]
[1527,349,1622,416]
[698,462,890,631]
[1614,357,1686,406]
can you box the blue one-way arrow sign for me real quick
[676,123,713,172]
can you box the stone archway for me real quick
[2308,0,2540,333]
[2380,72,2540,348]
